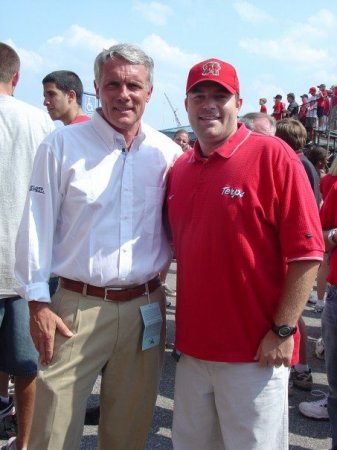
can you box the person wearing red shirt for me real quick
[321,157,337,200]
[272,94,286,120]
[298,94,309,126]
[167,58,324,450]
[259,97,267,113]
[299,181,337,444]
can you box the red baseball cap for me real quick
[309,87,317,94]
[186,58,240,94]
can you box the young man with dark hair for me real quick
[42,70,89,125]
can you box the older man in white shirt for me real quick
[15,43,181,450]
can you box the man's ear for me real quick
[68,89,76,103]
[237,97,243,112]
[146,85,153,103]
[94,80,99,100]
[12,71,20,89]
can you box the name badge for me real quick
[140,302,163,351]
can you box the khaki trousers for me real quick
[28,286,166,450]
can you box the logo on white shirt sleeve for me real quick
[29,185,45,194]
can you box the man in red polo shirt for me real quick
[166,58,324,450]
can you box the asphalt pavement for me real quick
[1,261,333,449]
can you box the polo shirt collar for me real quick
[193,123,251,160]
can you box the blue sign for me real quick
[82,92,100,116]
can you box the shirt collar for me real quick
[193,123,252,161]
[92,109,146,152]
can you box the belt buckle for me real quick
[104,286,124,301]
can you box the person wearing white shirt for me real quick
[305,86,318,143]
[0,42,55,450]
[15,43,181,450]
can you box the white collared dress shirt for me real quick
[15,111,182,302]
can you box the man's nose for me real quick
[118,85,130,100]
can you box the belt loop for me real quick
[145,282,150,304]
[82,283,88,297]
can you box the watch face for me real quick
[279,326,292,337]
[272,324,297,337]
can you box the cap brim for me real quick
[186,79,236,94]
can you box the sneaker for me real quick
[0,397,14,419]
[0,414,17,440]
[314,303,325,313]
[8,377,14,396]
[307,291,317,305]
[290,367,313,391]
[1,437,19,450]
[162,284,176,297]
[315,337,325,360]
[299,396,329,420]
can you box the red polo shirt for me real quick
[167,124,324,362]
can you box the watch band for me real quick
[272,323,297,338]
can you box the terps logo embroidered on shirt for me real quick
[29,185,45,194]
[221,186,245,198]
[202,61,221,77]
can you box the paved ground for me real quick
[1,261,333,449]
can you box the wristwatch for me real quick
[272,324,297,338]
[328,228,337,245]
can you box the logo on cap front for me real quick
[202,61,221,77]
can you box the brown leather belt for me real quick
[60,276,161,301]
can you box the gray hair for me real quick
[94,43,154,87]
[240,112,276,136]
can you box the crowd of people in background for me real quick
[259,84,337,143]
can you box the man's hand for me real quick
[29,301,73,365]
[254,330,294,368]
